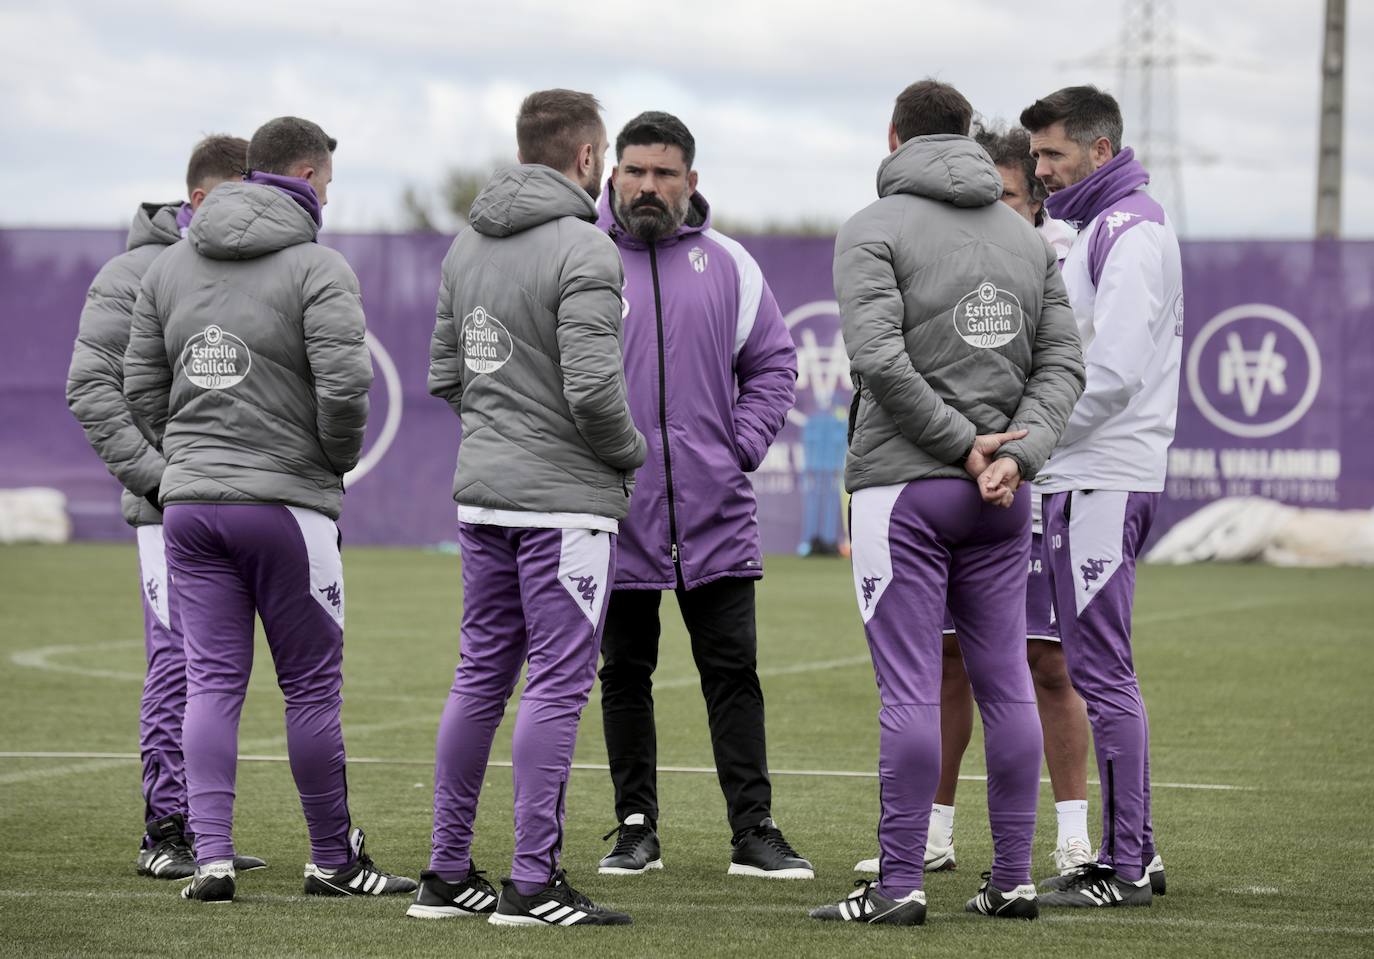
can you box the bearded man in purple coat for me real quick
[592,111,811,880]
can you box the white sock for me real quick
[1055,800,1090,847]
[929,804,955,848]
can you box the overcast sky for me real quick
[2,0,1368,237]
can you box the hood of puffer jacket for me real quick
[468,164,598,238]
[127,202,182,251]
[875,134,1004,209]
[187,180,318,260]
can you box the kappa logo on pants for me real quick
[849,485,903,623]
[565,574,598,608]
[557,529,612,625]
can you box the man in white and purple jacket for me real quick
[592,112,810,880]
[1022,85,1183,908]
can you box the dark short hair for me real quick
[973,123,1048,226]
[516,89,604,171]
[247,117,337,176]
[892,79,973,142]
[615,111,695,169]
[1019,85,1123,154]
[185,134,248,194]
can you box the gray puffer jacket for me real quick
[67,202,181,526]
[124,182,372,520]
[835,134,1084,492]
[429,165,647,520]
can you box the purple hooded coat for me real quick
[597,184,797,590]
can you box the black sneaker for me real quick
[137,814,196,879]
[181,860,235,903]
[406,868,499,919]
[729,817,814,879]
[809,880,926,925]
[303,827,418,897]
[1039,862,1151,907]
[598,814,663,875]
[1147,854,1166,895]
[488,871,632,926]
[233,854,267,872]
[965,872,1039,919]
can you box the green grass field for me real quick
[1,545,1371,957]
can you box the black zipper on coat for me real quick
[648,244,683,587]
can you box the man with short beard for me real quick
[592,112,808,880]
[1021,85,1182,908]
[67,134,269,881]
[417,89,645,927]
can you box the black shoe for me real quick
[303,827,418,897]
[489,871,632,926]
[406,867,499,919]
[965,872,1039,919]
[181,860,235,903]
[809,880,926,925]
[138,815,196,879]
[1039,862,1151,907]
[598,814,663,875]
[729,818,814,879]
[1147,854,1166,895]
[233,854,267,872]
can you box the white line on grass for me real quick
[0,889,1367,936]
[0,751,1252,791]
[8,640,145,681]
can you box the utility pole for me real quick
[1116,0,1187,233]
[1315,0,1345,238]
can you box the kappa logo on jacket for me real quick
[462,306,514,374]
[182,324,252,390]
[952,282,1024,350]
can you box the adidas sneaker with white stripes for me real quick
[488,871,632,927]
[303,827,418,897]
[809,881,927,925]
[964,873,1039,919]
[1038,862,1151,907]
[406,868,498,918]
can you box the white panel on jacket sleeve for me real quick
[704,228,763,358]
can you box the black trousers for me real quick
[598,577,772,835]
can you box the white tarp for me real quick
[1146,496,1374,566]
[0,488,71,544]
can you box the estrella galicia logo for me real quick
[567,574,597,609]
[182,324,251,390]
[861,575,883,609]
[1186,303,1322,439]
[1079,557,1113,591]
[952,281,1023,349]
[318,582,342,610]
[461,306,514,374]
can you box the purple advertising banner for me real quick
[2,228,1371,551]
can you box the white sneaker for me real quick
[1052,837,1094,874]
[852,842,956,874]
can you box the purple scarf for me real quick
[175,202,195,233]
[1044,147,1149,230]
[246,171,322,227]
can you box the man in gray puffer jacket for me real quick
[124,116,413,905]
[66,135,266,880]
[416,89,644,928]
[810,81,1084,928]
